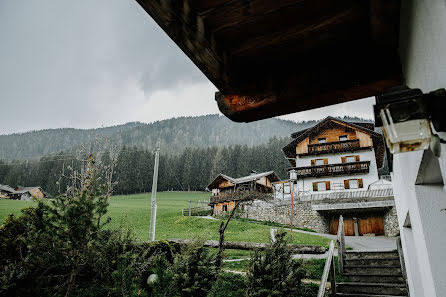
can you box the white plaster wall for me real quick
[392,151,426,296]
[395,1,446,296]
[294,149,379,193]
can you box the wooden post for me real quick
[270,228,277,243]
[290,181,294,241]
[317,240,335,297]
[188,200,191,216]
[330,255,336,296]
[148,139,160,242]
[337,215,345,274]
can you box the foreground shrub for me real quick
[0,155,147,297]
[246,231,305,297]
[168,241,218,297]
[208,272,246,297]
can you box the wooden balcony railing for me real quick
[209,190,273,205]
[293,161,370,178]
[300,139,364,156]
[300,188,393,201]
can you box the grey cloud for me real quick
[0,0,208,134]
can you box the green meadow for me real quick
[0,192,331,247]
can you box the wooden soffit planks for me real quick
[136,0,403,122]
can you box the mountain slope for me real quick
[0,114,370,160]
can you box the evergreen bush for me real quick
[246,231,305,297]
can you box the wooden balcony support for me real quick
[292,161,371,178]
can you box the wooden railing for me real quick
[294,161,370,178]
[209,190,273,204]
[300,188,394,201]
[318,215,345,297]
[317,240,336,297]
[304,139,361,156]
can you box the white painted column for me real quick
[396,0,446,295]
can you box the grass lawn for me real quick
[0,192,332,247]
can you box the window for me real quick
[349,179,359,189]
[311,158,328,166]
[318,138,326,143]
[344,179,363,189]
[313,181,330,191]
[222,205,228,212]
[346,156,356,162]
[317,182,326,191]
[339,135,348,141]
[342,155,360,163]
[315,159,325,165]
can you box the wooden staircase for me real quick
[335,249,408,296]
[317,216,408,297]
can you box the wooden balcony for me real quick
[293,161,371,178]
[299,139,365,156]
[303,188,393,201]
[209,190,273,205]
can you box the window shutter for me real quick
[341,156,346,163]
[312,182,318,191]
[355,155,360,162]
[358,178,363,188]
[324,158,328,165]
[344,180,350,189]
[311,160,315,166]
[326,181,331,190]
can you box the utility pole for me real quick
[149,139,161,241]
[290,181,294,241]
[289,170,297,242]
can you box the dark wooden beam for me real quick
[227,6,361,56]
[216,77,401,122]
[136,0,230,91]
[198,0,305,33]
[136,0,403,122]
[369,0,401,49]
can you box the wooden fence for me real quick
[181,199,212,216]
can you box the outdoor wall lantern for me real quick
[289,169,297,181]
[374,86,446,154]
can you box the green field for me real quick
[0,192,331,247]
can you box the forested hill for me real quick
[0,114,370,160]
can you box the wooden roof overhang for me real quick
[136,0,403,122]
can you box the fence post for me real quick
[337,215,345,274]
[330,256,336,297]
[188,200,191,216]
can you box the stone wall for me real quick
[383,207,400,236]
[240,200,329,233]
[239,198,400,236]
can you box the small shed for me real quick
[0,184,15,198]
[10,186,47,201]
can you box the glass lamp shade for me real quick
[289,169,298,181]
[380,108,431,153]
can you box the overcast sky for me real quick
[0,0,375,135]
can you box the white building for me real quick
[282,117,385,195]
[277,117,398,236]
